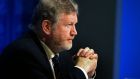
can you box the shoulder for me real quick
[1,31,43,57]
[3,37,36,53]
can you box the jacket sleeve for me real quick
[59,52,87,79]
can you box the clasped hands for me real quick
[75,47,98,77]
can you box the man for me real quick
[0,0,98,79]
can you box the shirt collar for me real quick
[40,40,56,60]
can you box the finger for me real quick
[89,53,98,60]
[77,48,84,56]
[85,49,95,57]
[88,49,95,58]
[85,49,94,57]
[80,47,90,57]
[91,49,95,54]
[87,53,94,59]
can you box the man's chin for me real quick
[64,44,72,50]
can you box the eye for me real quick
[65,24,72,28]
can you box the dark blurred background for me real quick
[0,0,140,79]
[71,0,115,79]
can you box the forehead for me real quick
[57,12,78,23]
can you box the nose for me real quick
[71,26,77,36]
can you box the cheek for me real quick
[61,30,70,38]
[52,30,66,41]
[59,32,68,40]
[52,27,71,40]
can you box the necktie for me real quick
[52,55,60,79]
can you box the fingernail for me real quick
[90,49,94,53]
[84,47,89,52]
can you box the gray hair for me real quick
[30,0,78,34]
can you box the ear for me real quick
[42,20,52,35]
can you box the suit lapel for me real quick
[28,30,55,79]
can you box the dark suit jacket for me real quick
[0,30,86,79]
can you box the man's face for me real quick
[50,12,78,52]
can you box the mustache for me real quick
[68,36,75,40]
